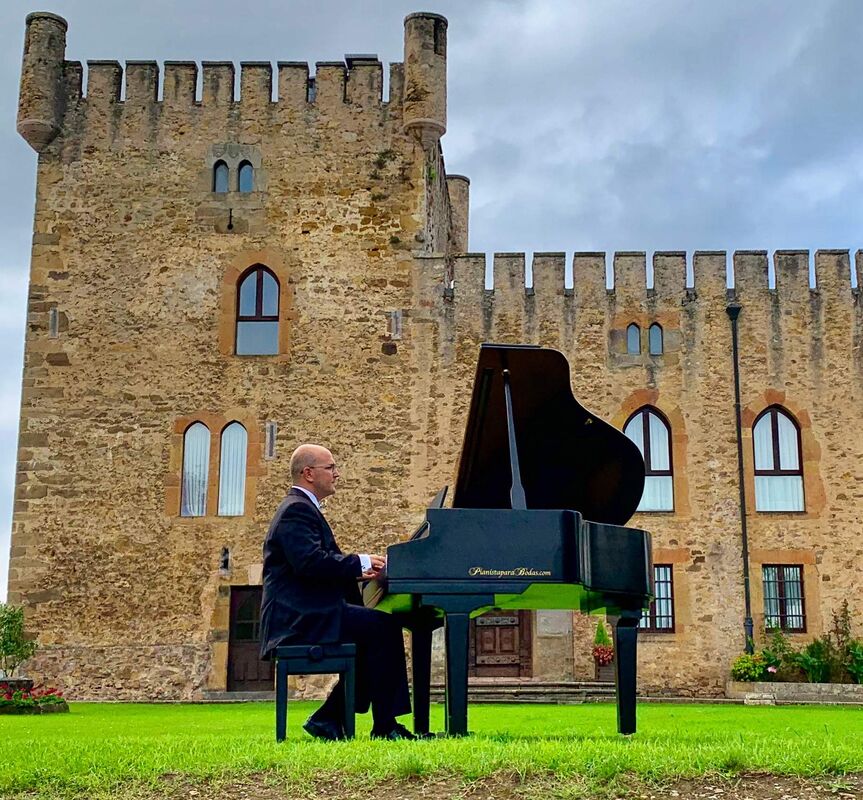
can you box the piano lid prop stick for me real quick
[502,368,527,510]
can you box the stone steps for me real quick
[429,679,617,704]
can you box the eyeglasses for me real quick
[308,463,338,472]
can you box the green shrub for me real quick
[791,639,833,683]
[847,641,863,684]
[0,604,36,679]
[730,653,768,682]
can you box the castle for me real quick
[9,10,863,700]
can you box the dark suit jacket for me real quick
[259,488,363,659]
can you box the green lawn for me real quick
[2,702,862,798]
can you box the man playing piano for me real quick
[259,443,415,741]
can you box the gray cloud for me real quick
[2,0,863,598]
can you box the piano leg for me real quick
[410,622,434,736]
[443,611,471,736]
[612,608,642,735]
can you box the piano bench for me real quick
[272,643,357,742]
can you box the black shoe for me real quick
[371,722,416,741]
[303,716,345,741]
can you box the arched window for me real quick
[238,161,254,193]
[181,422,210,517]
[218,422,248,516]
[624,407,673,511]
[236,266,279,355]
[649,323,663,355]
[213,161,229,193]
[753,406,804,511]
[626,323,641,354]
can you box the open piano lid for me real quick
[452,344,646,526]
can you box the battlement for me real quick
[441,250,862,302]
[61,57,399,108]
[16,11,446,152]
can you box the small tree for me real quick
[592,619,614,666]
[0,603,37,678]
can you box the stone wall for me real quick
[408,249,863,696]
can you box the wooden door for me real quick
[469,610,532,677]
[227,586,274,691]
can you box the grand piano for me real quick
[365,344,653,736]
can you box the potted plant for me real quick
[0,603,37,693]
[592,619,615,681]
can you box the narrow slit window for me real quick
[218,422,248,516]
[238,161,254,193]
[236,265,280,355]
[624,407,673,511]
[753,406,804,512]
[763,564,805,632]
[265,420,277,460]
[626,323,641,354]
[213,161,229,193]
[649,323,663,355]
[48,307,59,338]
[181,422,210,517]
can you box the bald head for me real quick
[290,443,340,501]
[290,444,330,481]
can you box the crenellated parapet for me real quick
[437,249,861,301]
[425,250,863,350]
[14,12,448,153]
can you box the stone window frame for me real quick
[761,563,806,633]
[219,248,296,359]
[205,144,266,196]
[613,390,691,517]
[750,549,819,638]
[752,405,805,513]
[640,564,675,632]
[165,410,263,519]
[741,391,824,519]
[638,547,690,640]
[623,405,675,513]
[610,312,679,363]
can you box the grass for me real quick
[1,702,862,798]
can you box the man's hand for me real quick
[361,554,386,580]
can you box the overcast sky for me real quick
[2,0,863,601]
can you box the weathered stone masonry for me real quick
[10,10,863,699]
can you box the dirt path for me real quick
[151,772,863,800]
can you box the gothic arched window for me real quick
[626,323,641,354]
[238,161,254,193]
[753,406,804,511]
[181,422,210,517]
[218,422,248,516]
[236,265,279,355]
[649,323,663,355]
[624,407,673,511]
[213,161,229,193]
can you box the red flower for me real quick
[592,643,615,666]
